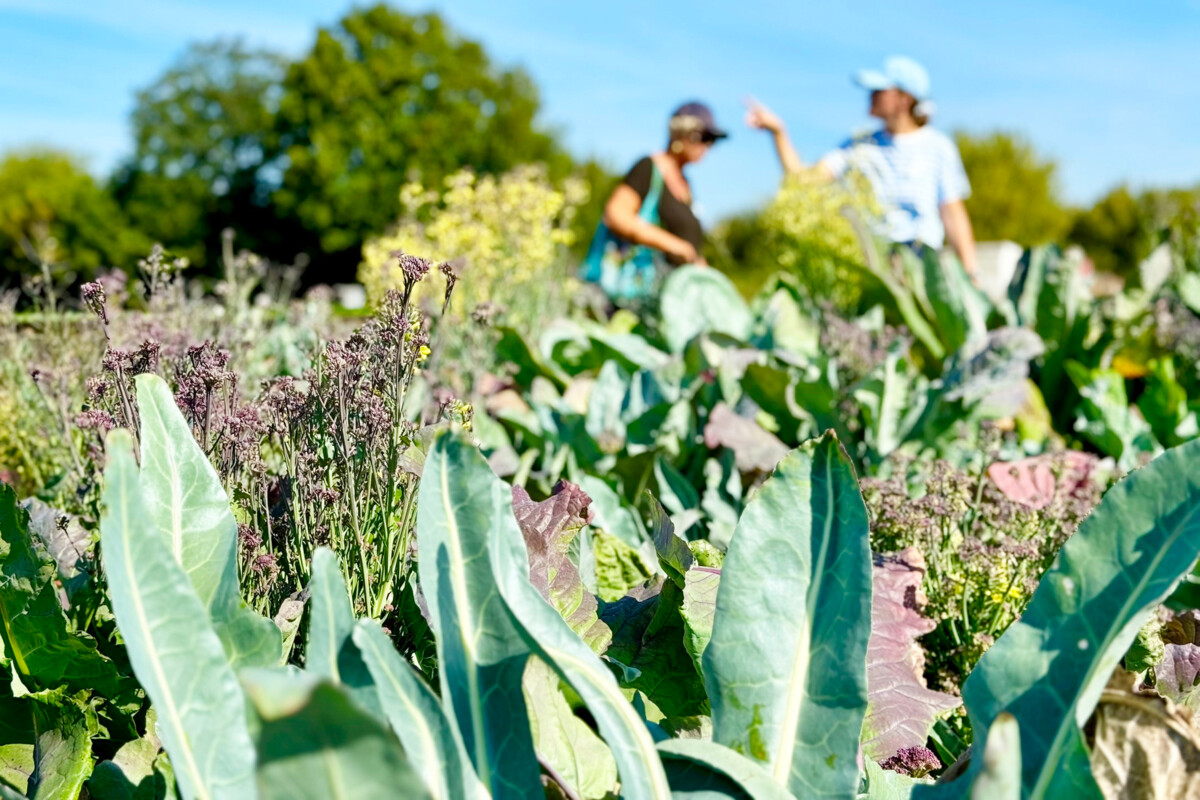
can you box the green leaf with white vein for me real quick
[135,374,280,669]
[704,432,873,798]
[352,620,487,800]
[524,657,618,800]
[101,429,255,800]
[28,687,98,800]
[917,437,1200,800]
[417,434,541,799]
[242,669,430,800]
[439,431,673,799]
[305,548,375,709]
[656,738,793,799]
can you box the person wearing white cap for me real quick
[747,56,978,277]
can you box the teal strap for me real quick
[640,162,664,223]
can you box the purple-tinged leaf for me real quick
[863,548,960,762]
[703,403,789,474]
[512,482,611,653]
[1156,611,1200,709]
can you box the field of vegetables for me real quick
[5,213,1200,800]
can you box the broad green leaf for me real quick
[417,434,541,799]
[135,374,280,669]
[592,532,655,602]
[657,739,793,800]
[88,734,170,800]
[600,578,709,720]
[574,475,653,559]
[853,341,926,462]
[0,485,122,696]
[969,713,1021,800]
[847,229,944,360]
[425,432,672,799]
[304,548,373,708]
[704,432,872,798]
[28,688,97,800]
[1007,246,1050,328]
[352,620,486,800]
[100,429,255,800]
[660,267,753,353]
[1065,362,1159,469]
[648,498,693,587]
[1030,247,1090,400]
[241,669,430,800]
[681,567,721,677]
[925,438,1200,799]
[585,361,629,452]
[701,453,743,551]
[0,691,32,795]
[497,325,569,388]
[910,247,988,353]
[860,758,927,799]
[524,657,618,800]
[653,457,700,519]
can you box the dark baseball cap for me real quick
[669,101,728,141]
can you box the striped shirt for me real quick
[820,127,970,248]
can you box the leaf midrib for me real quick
[438,452,489,787]
[115,454,210,800]
[774,444,836,788]
[360,625,449,800]
[1029,498,1200,798]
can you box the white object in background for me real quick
[334,283,367,310]
[969,241,1024,306]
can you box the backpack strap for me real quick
[639,160,665,223]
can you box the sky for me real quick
[1,0,1198,224]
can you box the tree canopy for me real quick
[955,130,1072,246]
[110,41,288,267]
[0,150,147,285]
[273,5,571,259]
[107,5,583,278]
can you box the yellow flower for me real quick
[361,165,588,320]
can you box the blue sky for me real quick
[1,0,1198,224]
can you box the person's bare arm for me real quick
[940,200,978,277]
[744,98,834,181]
[604,183,698,263]
[746,101,803,174]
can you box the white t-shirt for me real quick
[819,127,970,248]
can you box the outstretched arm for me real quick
[940,200,978,278]
[745,98,834,180]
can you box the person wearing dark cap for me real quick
[747,56,978,277]
[580,101,727,305]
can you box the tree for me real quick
[954,131,1071,245]
[1068,184,1200,278]
[110,41,288,269]
[0,150,147,286]
[272,5,571,265]
[1067,186,1153,277]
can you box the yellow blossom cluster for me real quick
[754,170,878,311]
[361,165,588,322]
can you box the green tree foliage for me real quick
[1067,185,1200,279]
[1067,186,1150,277]
[0,150,147,285]
[272,4,572,260]
[954,130,1072,245]
[110,40,287,268]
